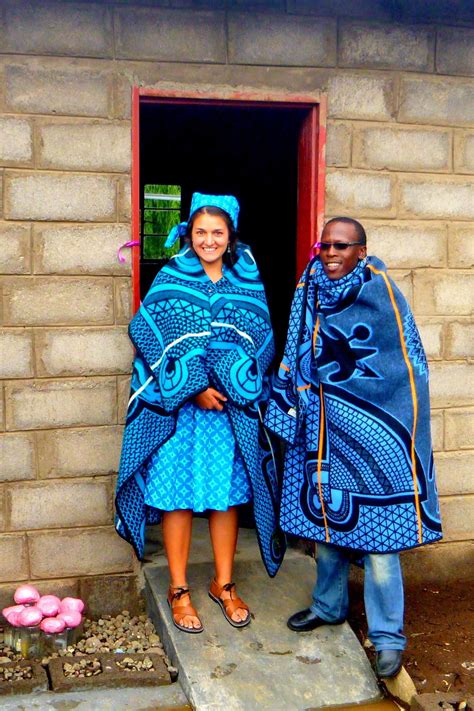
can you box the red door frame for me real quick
[130,86,327,312]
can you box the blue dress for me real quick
[143,274,252,513]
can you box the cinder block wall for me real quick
[0,0,473,606]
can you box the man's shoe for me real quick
[375,650,403,678]
[287,608,345,632]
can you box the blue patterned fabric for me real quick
[144,402,251,511]
[265,256,442,554]
[115,242,286,576]
[164,192,240,248]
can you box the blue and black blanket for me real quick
[265,256,442,553]
[115,243,285,577]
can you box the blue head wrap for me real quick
[164,192,240,248]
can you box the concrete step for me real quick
[145,542,381,711]
[0,685,191,710]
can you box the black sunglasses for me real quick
[316,241,365,252]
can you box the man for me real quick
[265,217,442,678]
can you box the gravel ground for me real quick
[0,610,177,678]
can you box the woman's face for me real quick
[191,213,229,268]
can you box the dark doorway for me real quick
[138,100,311,356]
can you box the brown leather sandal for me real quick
[208,579,250,629]
[167,586,203,634]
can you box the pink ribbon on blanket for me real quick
[117,240,140,263]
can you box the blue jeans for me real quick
[310,543,406,651]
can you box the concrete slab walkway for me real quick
[0,684,190,710]
[144,523,381,710]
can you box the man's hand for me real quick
[194,388,228,411]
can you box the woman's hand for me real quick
[194,388,227,411]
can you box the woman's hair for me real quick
[185,206,239,267]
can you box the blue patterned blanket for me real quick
[265,256,442,553]
[115,243,285,576]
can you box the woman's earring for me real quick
[227,244,231,254]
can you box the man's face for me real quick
[319,221,367,280]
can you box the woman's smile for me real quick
[191,213,229,269]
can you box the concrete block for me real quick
[439,495,474,541]
[448,224,474,268]
[435,451,474,496]
[430,410,443,452]
[4,172,117,222]
[233,0,284,5]
[0,534,29,582]
[436,26,474,76]
[339,21,434,71]
[445,321,473,359]
[399,77,474,127]
[454,130,474,174]
[400,540,474,584]
[0,116,33,166]
[0,660,48,694]
[326,170,395,217]
[326,122,351,167]
[400,177,474,220]
[5,377,117,431]
[2,277,114,326]
[118,177,131,222]
[80,573,141,617]
[48,652,170,693]
[172,0,227,5]
[33,223,131,276]
[444,408,474,451]
[328,73,395,121]
[0,433,36,482]
[417,320,443,360]
[117,375,132,425]
[228,12,336,66]
[287,0,392,19]
[390,270,413,307]
[35,327,133,377]
[0,329,34,378]
[36,425,122,479]
[1,3,113,57]
[115,277,133,325]
[4,61,112,117]
[0,222,31,274]
[0,490,5,532]
[8,479,112,531]
[115,7,226,62]
[429,362,474,408]
[413,270,473,316]
[0,387,4,432]
[365,222,447,269]
[38,121,131,173]
[28,527,134,578]
[353,126,450,173]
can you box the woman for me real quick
[115,193,285,634]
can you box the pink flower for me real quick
[37,595,61,617]
[57,610,82,628]
[59,597,85,614]
[40,617,66,634]
[17,606,43,627]
[14,585,40,605]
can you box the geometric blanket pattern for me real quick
[265,256,442,553]
[115,243,286,577]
